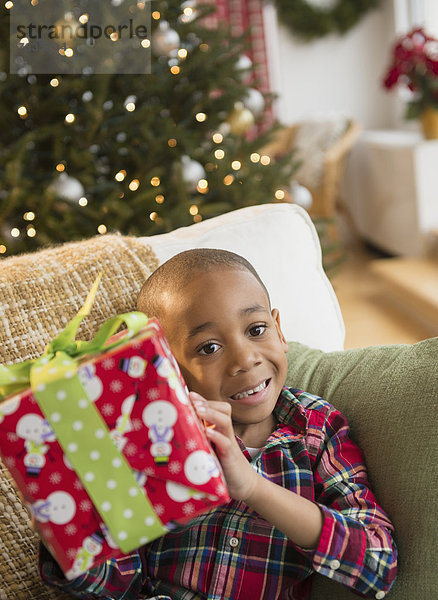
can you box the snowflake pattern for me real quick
[216,484,227,496]
[27,481,39,495]
[131,340,143,349]
[185,439,198,451]
[66,547,78,560]
[80,499,93,512]
[73,479,84,491]
[6,432,19,442]
[132,418,143,431]
[185,414,195,427]
[144,466,156,477]
[65,523,77,536]
[125,443,137,457]
[102,358,115,370]
[110,379,123,393]
[4,456,15,468]
[153,503,165,516]
[49,472,62,485]
[101,403,115,417]
[182,502,195,515]
[44,528,54,539]
[147,388,160,400]
[169,461,182,474]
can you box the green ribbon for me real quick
[0,275,166,553]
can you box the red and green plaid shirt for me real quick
[40,388,397,599]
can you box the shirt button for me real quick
[229,537,239,548]
[329,559,341,570]
[375,593,386,600]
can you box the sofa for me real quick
[0,203,436,600]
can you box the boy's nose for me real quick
[227,340,262,376]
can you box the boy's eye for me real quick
[249,324,267,337]
[198,342,221,355]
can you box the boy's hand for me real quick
[190,391,258,502]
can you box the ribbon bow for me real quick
[0,275,166,556]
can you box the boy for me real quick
[40,248,397,599]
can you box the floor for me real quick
[328,242,433,349]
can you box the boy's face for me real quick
[160,268,289,446]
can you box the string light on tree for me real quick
[26,226,36,237]
[17,106,28,119]
[78,197,88,206]
[212,133,223,143]
[250,153,260,163]
[65,113,75,124]
[197,179,208,193]
[129,179,140,191]
[231,160,241,170]
[115,170,127,181]
[214,149,225,159]
[155,194,165,204]
[124,96,136,111]
[50,78,59,87]
[260,155,270,165]
[195,112,207,122]
[97,224,107,234]
[151,176,160,187]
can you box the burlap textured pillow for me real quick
[0,233,159,600]
[286,339,438,600]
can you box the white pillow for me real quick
[139,204,345,351]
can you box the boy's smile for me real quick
[160,268,289,447]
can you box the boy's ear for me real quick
[271,308,289,352]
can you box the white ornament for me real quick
[290,181,313,211]
[180,155,205,192]
[236,54,252,72]
[152,22,180,56]
[179,0,197,24]
[50,173,85,203]
[242,88,265,117]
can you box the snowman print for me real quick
[119,356,147,378]
[152,354,188,405]
[143,400,178,465]
[184,450,220,486]
[166,480,205,503]
[16,414,54,477]
[32,490,76,525]
[109,393,137,452]
[67,532,104,578]
[77,364,103,402]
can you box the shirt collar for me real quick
[272,387,308,437]
[236,387,308,456]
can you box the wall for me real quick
[264,0,400,130]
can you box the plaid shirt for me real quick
[40,388,397,600]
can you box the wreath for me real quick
[274,0,382,41]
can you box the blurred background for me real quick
[1,0,438,348]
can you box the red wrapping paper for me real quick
[0,319,230,577]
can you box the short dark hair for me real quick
[136,248,270,322]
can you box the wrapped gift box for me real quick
[0,318,230,578]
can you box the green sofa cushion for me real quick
[285,338,438,600]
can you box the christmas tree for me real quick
[0,0,296,257]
